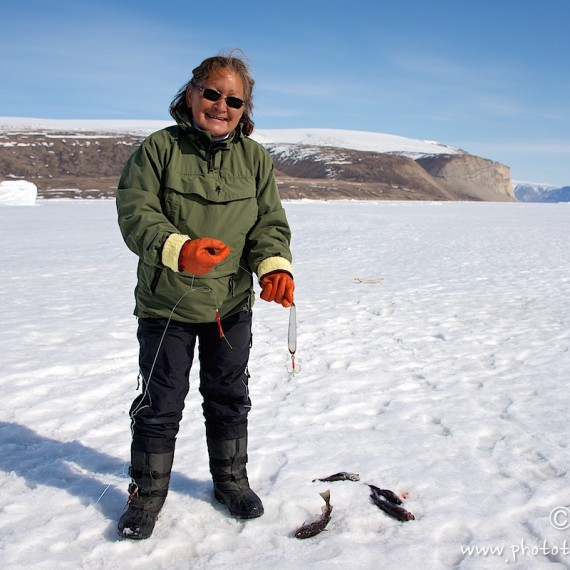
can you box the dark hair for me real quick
[169,50,255,136]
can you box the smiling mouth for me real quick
[206,112,227,122]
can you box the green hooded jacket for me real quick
[116,114,293,323]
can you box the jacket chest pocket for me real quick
[163,171,258,242]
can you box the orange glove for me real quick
[260,272,295,307]
[178,238,230,275]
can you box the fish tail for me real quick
[320,489,332,515]
[320,489,331,503]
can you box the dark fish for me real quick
[294,490,333,539]
[369,487,415,522]
[366,484,403,505]
[312,472,360,482]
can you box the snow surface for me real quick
[0,180,37,205]
[0,117,461,158]
[1,199,570,570]
[0,117,171,137]
[252,128,462,159]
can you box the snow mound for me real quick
[0,116,170,136]
[0,180,38,206]
[251,128,463,158]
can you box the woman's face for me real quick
[187,69,246,138]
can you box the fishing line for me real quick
[130,278,217,427]
[240,263,299,374]
[244,263,299,375]
[85,481,114,519]
[130,263,292,428]
[83,463,130,518]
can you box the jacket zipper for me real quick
[209,145,223,193]
[208,144,217,173]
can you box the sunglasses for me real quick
[192,84,245,110]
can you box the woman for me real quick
[116,51,294,540]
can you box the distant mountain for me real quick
[514,181,570,203]
[0,118,514,201]
[254,129,513,201]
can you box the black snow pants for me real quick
[130,310,253,454]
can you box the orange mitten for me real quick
[179,238,230,275]
[260,272,295,307]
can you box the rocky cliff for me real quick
[0,123,515,201]
[0,129,141,199]
[416,154,513,202]
[266,143,514,201]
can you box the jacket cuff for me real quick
[162,234,191,272]
[257,256,293,281]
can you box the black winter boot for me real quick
[207,435,264,519]
[117,449,174,540]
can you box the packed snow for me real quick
[0,117,171,137]
[252,128,462,159]
[1,199,569,570]
[0,180,37,205]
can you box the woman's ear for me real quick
[185,85,193,108]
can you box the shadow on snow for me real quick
[0,421,212,540]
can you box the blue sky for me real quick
[1,0,569,186]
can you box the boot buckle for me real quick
[127,482,139,504]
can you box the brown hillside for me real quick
[0,128,514,201]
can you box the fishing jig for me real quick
[288,302,300,374]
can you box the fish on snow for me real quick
[312,472,360,482]
[368,484,415,522]
[294,490,333,539]
[366,483,403,505]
